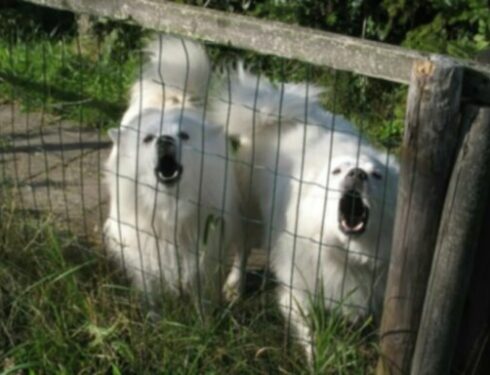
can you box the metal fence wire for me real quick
[2,1,490,373]
[1,28,398,360]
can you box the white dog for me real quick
[211,67,398,361]
[103,36,244,314]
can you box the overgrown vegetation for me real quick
[1,1,487,146]
[186,0,489,58]
[0,7,147,130]
[0,201,375,373]
[1,1,487,148]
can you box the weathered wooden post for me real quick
[410,106,490,375]
[451,189,490,374]
[377,57,464,374]
[451,51,490,375]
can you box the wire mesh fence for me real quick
[1,1,490,373]
[1,27,398,365]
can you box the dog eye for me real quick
[178,131,190,141]
[372,171,382,180]
[143,134,155,144]
[332,167,341,175]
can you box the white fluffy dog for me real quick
[211,68,398,360]
[103,36,244,313]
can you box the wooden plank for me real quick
[22,0,490,104]
[410,106,490,375]
[376,57,464,375]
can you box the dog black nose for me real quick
[347,168,367,181]
[157,135,175,146]
[157,135,176,157]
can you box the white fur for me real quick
[211,68,399,361]
[103,35,244,313]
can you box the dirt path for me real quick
[0,103,110,240]
[0,103,265,269]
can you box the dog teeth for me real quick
[341,218,364,232]
[353,221,364,231]
[160,169,180,181]
[341,219,350,231]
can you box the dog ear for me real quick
[107,128,124,143]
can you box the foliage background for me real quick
[186,0,489,147]
[0,0,488,147]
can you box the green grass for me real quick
[0,31,141,131]
[0,201,376,374]
[308,292,378,374]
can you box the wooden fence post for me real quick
[451,51,490,375]
[376,57,464,374]
[451,179,490,374]
[410,106,490,375]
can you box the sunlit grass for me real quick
[309,292,378,374]
[0,202,293,374]
[0,200,377,374]
[0,32,139,130]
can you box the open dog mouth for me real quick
[155,155,182,185]
[155,137,183,185]
[338,190,369,235]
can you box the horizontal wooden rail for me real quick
[23,0,490,104]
